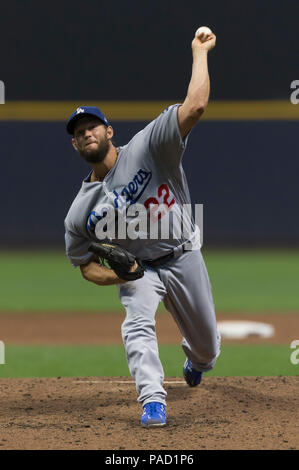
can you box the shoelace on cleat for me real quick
[146,403,165,418]
[153,403,165,417]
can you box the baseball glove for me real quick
[88,242,144,281]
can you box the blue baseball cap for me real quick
[66,106,110,135]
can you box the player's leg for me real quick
[161,249,221,374]
[118,268,167,407]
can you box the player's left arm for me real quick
[177,30,216,140]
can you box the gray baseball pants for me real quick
[118,248,221,406]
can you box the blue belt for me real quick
[142,251,175,268]
[142,241,191,268]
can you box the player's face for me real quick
[72,118,112,164]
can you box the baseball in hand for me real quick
[195,26,212,41]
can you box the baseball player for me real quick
[64,29,220,427]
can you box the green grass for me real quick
[0,250,123,312]
[0,344,298,378]
[204,248,299,313]
[0,248,299,313]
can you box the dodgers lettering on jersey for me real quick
[112,168,152,208]
[64,104,198,267]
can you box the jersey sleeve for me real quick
[64,223,93,267]
[148,103,189,167]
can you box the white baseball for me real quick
[195,26,212,41]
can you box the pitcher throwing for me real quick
[64,28,221,427]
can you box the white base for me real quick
[217,321,275,339]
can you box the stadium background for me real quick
[0,1,298,381]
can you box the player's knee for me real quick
[202,343,221,369]
[121,317,156,344]
[206,338,220,360]
[198,351,217,367]
[189,338,220,370]
[202,328,221,361]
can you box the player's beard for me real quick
[78,135,110,164]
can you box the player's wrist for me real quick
[192,47,209,58]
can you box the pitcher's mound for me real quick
[0,376,298,450]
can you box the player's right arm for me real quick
[64,222,127,285]
[80,255,138,286]
[80,256,126,285]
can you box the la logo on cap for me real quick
[76,107,84,114]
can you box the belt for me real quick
[142,240,192,268]
[142,251,175,268]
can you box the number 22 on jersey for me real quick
[144,183,175,222]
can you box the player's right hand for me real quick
[88,242,144,281]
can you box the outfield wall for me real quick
[1,118,298,247]
[1,0,298,101]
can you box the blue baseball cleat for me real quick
[141,402,167,427]
[183,358,203,387]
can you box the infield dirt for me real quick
[0,312,298,450]
[0,376,298,450]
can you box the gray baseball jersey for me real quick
[64,104,200,266]
[64,103,220,407]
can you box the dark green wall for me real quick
[1,120,298,246]
[1,0,298,100]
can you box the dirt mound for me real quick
[0,376,298,450]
